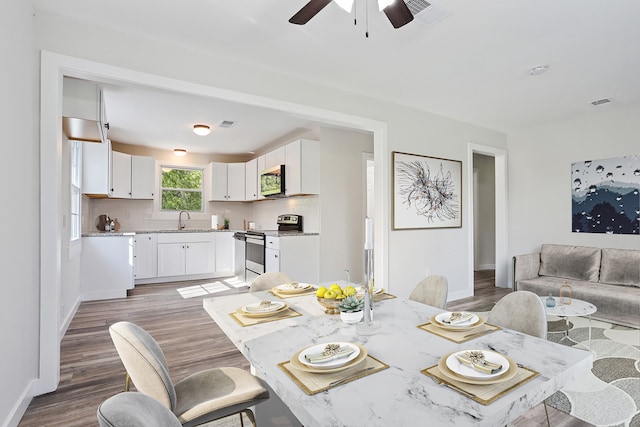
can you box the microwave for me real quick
[260,164,286,197]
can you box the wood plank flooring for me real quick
[18,274,591,427]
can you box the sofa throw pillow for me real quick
[539,244,601,282]
[600,248,640,287]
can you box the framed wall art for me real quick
[393,151,462,230]
[571,155,640,235]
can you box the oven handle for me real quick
[246,236,265,246]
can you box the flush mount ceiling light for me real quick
[174,149,187,157]
[528,65,549,76]
[192,124,211,136]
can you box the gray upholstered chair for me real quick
[97,392,182,427]
[487,290,547,339]
[109,321,269,427]
[408,275,448,309]
[250,271,293,292]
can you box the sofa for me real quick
[513,244,640,328]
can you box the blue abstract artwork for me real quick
[572,155,640,234]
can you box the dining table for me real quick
[202,282,593,427]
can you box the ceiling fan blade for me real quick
[383,0,414,29]
[289,0,333,25]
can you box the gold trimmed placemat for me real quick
[229,308,302,326]
[373,292,396,302]
[279,355,389,395]
[417,322,501,343]
[270,288,317,299]
[421,363,539,405]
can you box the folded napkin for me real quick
[442,312,474,325]
[455,351,503,374]
[244,301,277,312]
[304,344,356,364]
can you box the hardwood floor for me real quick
[18,274,591,427]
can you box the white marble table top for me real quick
[541,296,597,317]
[203,288,593,427]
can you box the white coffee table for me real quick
[541,296,597,349]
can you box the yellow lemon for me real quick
[330,283,342,291]
[315,287,327,298]
[336,293,346,300]
[323,290,337,299]
[344,286,356,296]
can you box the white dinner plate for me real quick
[241,301,285,314]
[445,350,509,380]
[276,282,312,293]
[298,342,360,369]
[356,286,384,295]
[434,312,479,328]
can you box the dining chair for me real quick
[97,392,182,427]
[109,321,269,427]
[250,271,293,292]
[408,275,448,309]
[487,290,547,339]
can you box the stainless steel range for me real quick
[245,214,303,283]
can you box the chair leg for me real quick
[124,372,131,392]
[242,409,256,427]
[543,401,551,427]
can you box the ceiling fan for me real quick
[289,0,414,29]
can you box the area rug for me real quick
[544,315,640,427]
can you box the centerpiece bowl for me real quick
[317,297,340,314]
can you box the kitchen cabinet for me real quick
[80,235,134,300]
[62,77,109,143]
[285,139,320,196]
[83,140,154,199]
[156,233,214,277]
[265,146,285,170]
[214,231,234,273]
[264,235,319,283]
[245,158,258,200]
[209,162,245,201]
[134,233,157,279]
[257,155,266,200]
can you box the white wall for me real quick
[0,0,40,425]
[473,153,496,270]
[507,104,640,277]
[318,127,374,283]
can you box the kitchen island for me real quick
[203,287,593,427]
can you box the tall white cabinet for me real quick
[285,139,320,196]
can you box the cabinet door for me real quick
[265,146,285,170]
[157,243,185,277]
[265,247,280,273]
[131,155,155,199]
[257,155,266,200]
[245,158,258,200]
[111,150,132,198]
[82,139,111,195]
[185,241,214,275]
[285,140,302,195]
[134,234,157,279]
[214,232,234,273]
[227,163,246,201]
[210,162,228,201]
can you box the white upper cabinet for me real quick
[209,162,246,201]
[285,139,320,196]
[110,150,132,198]
[62,77,109,144]
[245,158,258,200]
[265,146,285,170]
[257,155,266,200]
[82,139,112,196]
[131,155,155,199]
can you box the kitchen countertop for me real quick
[82,229,319,237]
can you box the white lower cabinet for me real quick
[81,235,134,300]
[214,231,234,274]
[134,233,157,279]
[264,235,319,283]
[156,233,214,277]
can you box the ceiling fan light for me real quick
[377,0,395,11]
[174,149,187,157]
[192,124,211,136]
[334,0,354,12]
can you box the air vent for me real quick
[407,0,451,27]
[591,98,612,106]
[218,120,236,128]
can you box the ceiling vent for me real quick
[591,98,612,106]
[218,120,236,128]
[406,0,451,27]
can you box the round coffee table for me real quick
[541,296,597,349]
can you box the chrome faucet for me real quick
[178,210,191,229]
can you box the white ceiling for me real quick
[37,0,640,154]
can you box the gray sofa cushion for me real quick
[600,248,640,287]
[539,244,601,282]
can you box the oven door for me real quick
[245,234,265,275]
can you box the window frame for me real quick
[68,140,82,260]
[159,164,205,212]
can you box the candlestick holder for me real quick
[357,248,380,335]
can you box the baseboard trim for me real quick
[59,296,81,340]
[477,264,496,271]
[3,379,35,427]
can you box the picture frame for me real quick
[392,151,462,230]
